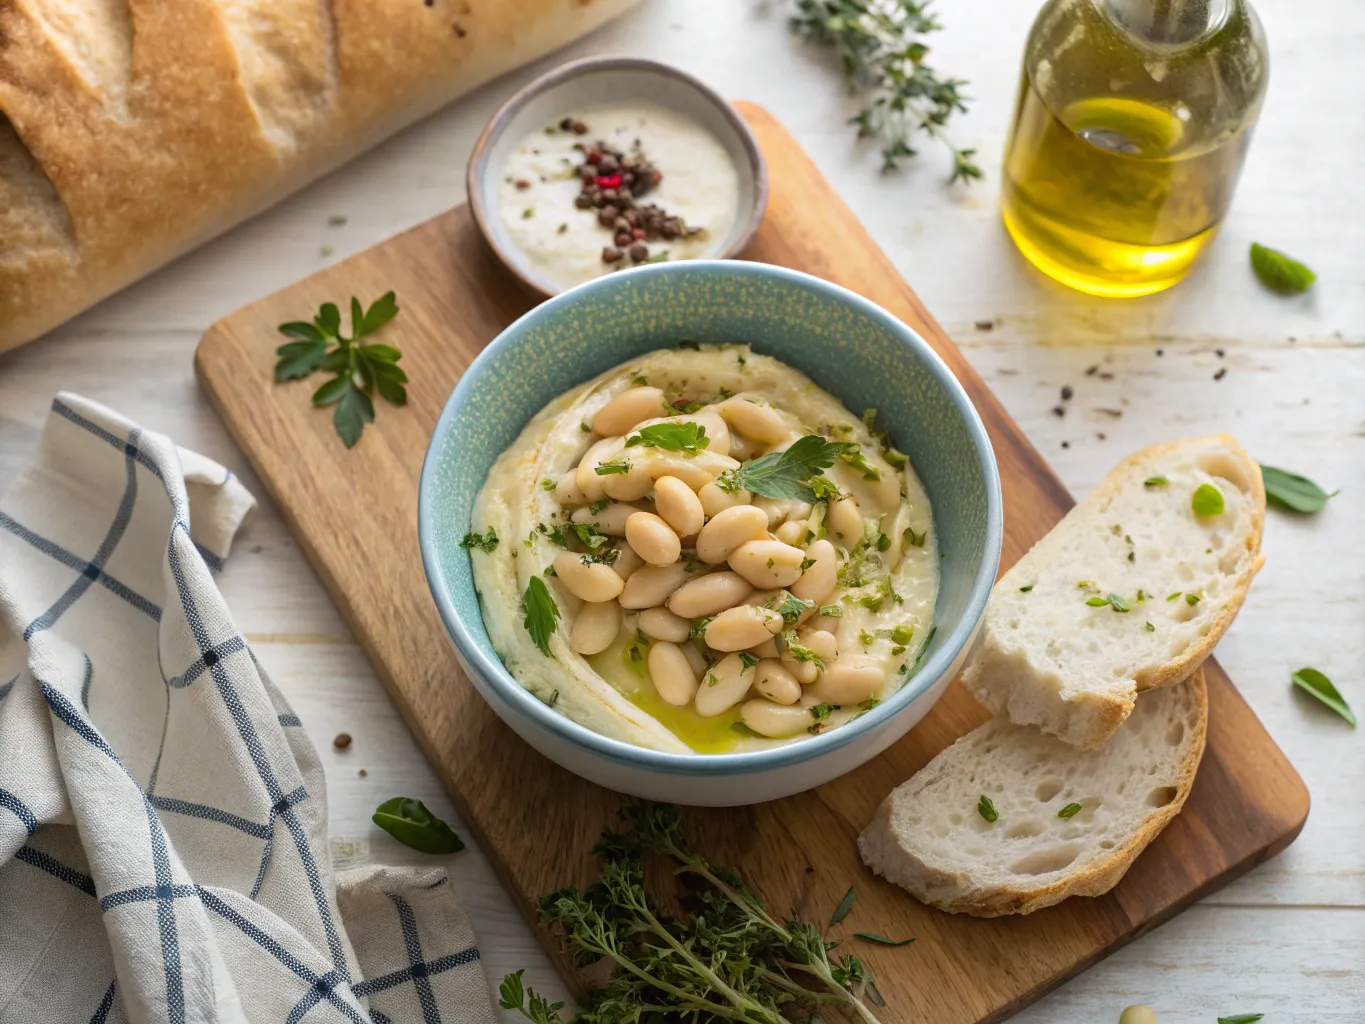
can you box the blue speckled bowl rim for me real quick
[419,260,1003,776]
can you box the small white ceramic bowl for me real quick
[466,56,768,297]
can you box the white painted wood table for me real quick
[2,1,1362,1020]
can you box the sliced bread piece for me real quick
[858,671,1207,917]
[963,434,1263,749]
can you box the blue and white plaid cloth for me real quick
[0,395,496,1024]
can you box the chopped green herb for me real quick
[645,249,671,263]
[625,421,710,455]
[819,604,843,618]
[460,527,499,553]
[1057,802,1083,819]
[853,932,914,947]
[808,475,843,502]
[890,624,915,646]
[570,522,609,550]
[1250,242,1315,294]
[839,447,881,481]
[1019,585,1034,592]
[594,459,631,476]
[1145,621,1155,632]
[587,497,611,515]
[1261,464,1334,513]
[828,885,856,927]
[809,703,838,721]
[1192,482,1226,517]
[630,375,649,387]
[521,577,559,656]
[875,533,891,552]
[856,696,881,712]
[688,616,716,641]
[1185,592,1201,606]
[859,628,876,647]
[521,207,534,219]
[774,594,815,622]
[738,651,761,670]
[1167,591,1183,601]
[579,421,591,433]
[903,526,926,548]
[883,449,908,470]
[976,795,998,823]
[540,478,556,491]
[1085,596,1109,607]
[1291,667,1356,726]
[1143,476,1169,488]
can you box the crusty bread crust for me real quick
[858,670,1209,917]
[963,433,1264,749]
[0,0,641,352]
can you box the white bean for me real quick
[625,512,681,566]
[826,496,863,545]
[619,563,693,609]
[570,601,622,655]
[554,471,589,508]
[739,698,812,738]
[715,398,790,444]
[576,437,625,502]
[704,605,784,652]
[809,655,885,705]
[653,476,705,537]
[571,501,641,536]
[681,641,709,677]
[602,461,654,501]
[696,505,769,564]
[698,480,751,517]
[694,653,756,717]
[593,386,667,436]
[786,658,819,685]
[728,538,805,589]
[801,629,839,660]
[666,571,754,619]
[647,641,699,706]
[754,496,812,529]
[774,520,806,546]
[790,539,837,603]
[751,637,780,659]
[610,541,645,581]
[754,660,802,705]
[552,551,625,603]
[638,606,692,643]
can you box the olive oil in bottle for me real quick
[1001,0,1268,297]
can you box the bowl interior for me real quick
[421,262,1001,769]
[474,61,763,294]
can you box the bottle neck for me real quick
[1101,0,1234,45]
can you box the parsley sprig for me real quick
[275,292,405,447]
[625,421,710,455]
[521,577,560,656]
[789,0,979,180]
[510,805,889,1024]
[718,435,857,501]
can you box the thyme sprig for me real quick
[507,804,892,1024]
[788,0,979,180]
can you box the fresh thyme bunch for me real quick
[788,0,980,180]
[500,804,885,1024]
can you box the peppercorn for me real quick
[602,247,623,264]
[629,243,649,261]
[614,231,632,247]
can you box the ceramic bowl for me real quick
[467,56,767,297]
[419,261,1002,806]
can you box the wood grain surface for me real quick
[193,103,1310,1024]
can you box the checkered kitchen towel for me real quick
[0,394,496,1024]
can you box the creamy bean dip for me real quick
[497,104,740,292]
[464,345,938,754]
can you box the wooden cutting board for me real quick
[196,103,1309,1024]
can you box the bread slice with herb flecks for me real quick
[858,671,1207,917]
[962,434,1263,750]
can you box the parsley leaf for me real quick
[1250,242,1315,294]
[594,459,631,476]
[1291,667,1356,726]
[625,421,710,455]
[521,576,560,656]
[275,292,404,447]
[460,527,499,553]
[1261,464,1333,513]
[717,435,857,501]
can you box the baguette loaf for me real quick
[963,435,1263,749]
[858,670,1207,917]
[0,0,641,352]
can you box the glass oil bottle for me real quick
[1001,0,1268,297]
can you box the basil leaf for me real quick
[1218,1015,1264,1024]
[853,932,914,947]
[1291,667,1356,726]
[1250,242,1315,294]
[521,576,560,656]
[372,797,465,854]
[1191,482,1225,517]
[1261,464,1332,513]
[828,885,856,927]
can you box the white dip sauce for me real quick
[497,103,740,292]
